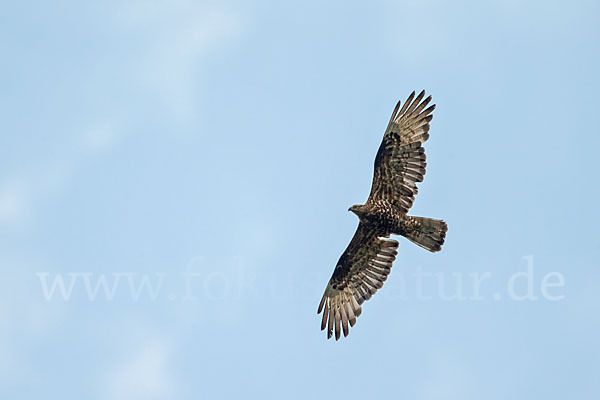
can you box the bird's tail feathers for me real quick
[403,216,447,252]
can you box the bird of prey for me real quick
[317,91,447,340]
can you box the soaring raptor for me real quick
[317,91,447,340]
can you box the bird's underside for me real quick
[317,90,448,340]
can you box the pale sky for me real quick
[1,1,599,399]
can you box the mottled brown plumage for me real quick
[317,91,448,340]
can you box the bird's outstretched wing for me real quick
[367,91,435,214]
[317,223,399,340]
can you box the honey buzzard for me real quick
[317,91,447,340]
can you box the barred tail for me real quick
[403,216,447,252]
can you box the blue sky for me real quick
[1,0,599,399]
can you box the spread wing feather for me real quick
[367,90,435,214]
[317,223,399,340]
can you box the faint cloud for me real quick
[0,183,29,223]
[115,0,243,121]
[80,122,120,152]
[106,338,177,400]
[0,267,70,387]
[2,2,243,229]
[0,122,120,229]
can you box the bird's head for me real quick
[348,204,368,219]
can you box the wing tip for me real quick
[317,294,326,314]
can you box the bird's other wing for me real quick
[317,223,399,340]
[367,90,435,214]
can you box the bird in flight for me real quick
[317,90,447,340]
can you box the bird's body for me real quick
[351,200,403,232]
[318,91,448,340]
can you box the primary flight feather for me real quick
[317,90,448,340]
